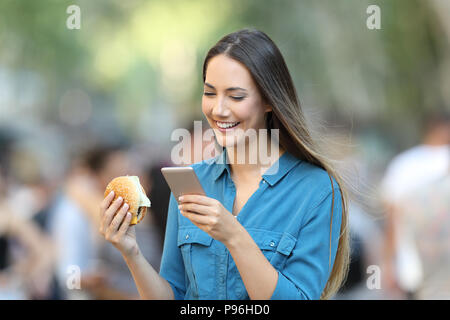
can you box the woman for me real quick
[99,29,349,300]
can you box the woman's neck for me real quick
[226,137,285,182]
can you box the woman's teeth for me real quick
[216,121,240,129]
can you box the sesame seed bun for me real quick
[104,176,151,225]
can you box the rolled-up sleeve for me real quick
[159,193,186,300]
[270,188,343,300]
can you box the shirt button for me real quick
[185,234,190,240]
[270,241,275,247]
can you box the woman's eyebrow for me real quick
[226,87,247,92]
[204,82,247,92]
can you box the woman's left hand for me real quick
[178,195,241,245]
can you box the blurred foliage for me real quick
[0,0,449,151]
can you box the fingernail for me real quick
[118,196,123,202]
[109,191,114,196]
[179,196,184,202]
[124,203,129,209]
[178,205,182,210]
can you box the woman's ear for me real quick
[264,104,273,113]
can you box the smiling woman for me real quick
[99,28,350,301]
[159,29,351,300]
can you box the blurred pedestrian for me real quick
[0,138,56,299]
[380,110,450,298]
[396,164,450,299]
[0,204,55,299]
[49,143,164,299]
[48,143,132,299]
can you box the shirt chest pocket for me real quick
[177,228,214,299]
[232,229,297,299]
[249,229,297,268]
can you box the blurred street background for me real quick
[0,0,449,299]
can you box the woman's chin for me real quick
[216,136,247,150]
[216,137,236,148]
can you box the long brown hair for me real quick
[203,29,350,299]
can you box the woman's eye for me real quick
[203,92,244,101]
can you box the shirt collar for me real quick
[212,149,231,181]
[212,149,302,186]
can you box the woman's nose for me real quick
[211,97,230,118]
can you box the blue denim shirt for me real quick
[159,150,342,300]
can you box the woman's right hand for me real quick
[99,191,139,258]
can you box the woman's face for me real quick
[202,54,271,149]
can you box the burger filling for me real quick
[129,176,151,208]
[127,176,150,222]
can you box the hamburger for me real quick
[104,176,151,225]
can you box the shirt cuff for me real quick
[270,271,310,300]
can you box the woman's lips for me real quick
[214,120,241,132]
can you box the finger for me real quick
[100,191,115,217]
[179,203,210,215]
[106,202,129,235]
[180,210,212,225]
[102,197,124,233]
[116,211,132,237]
[179,194,215,206]
[99,191,115,233]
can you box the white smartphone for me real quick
[161,166,206,205]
